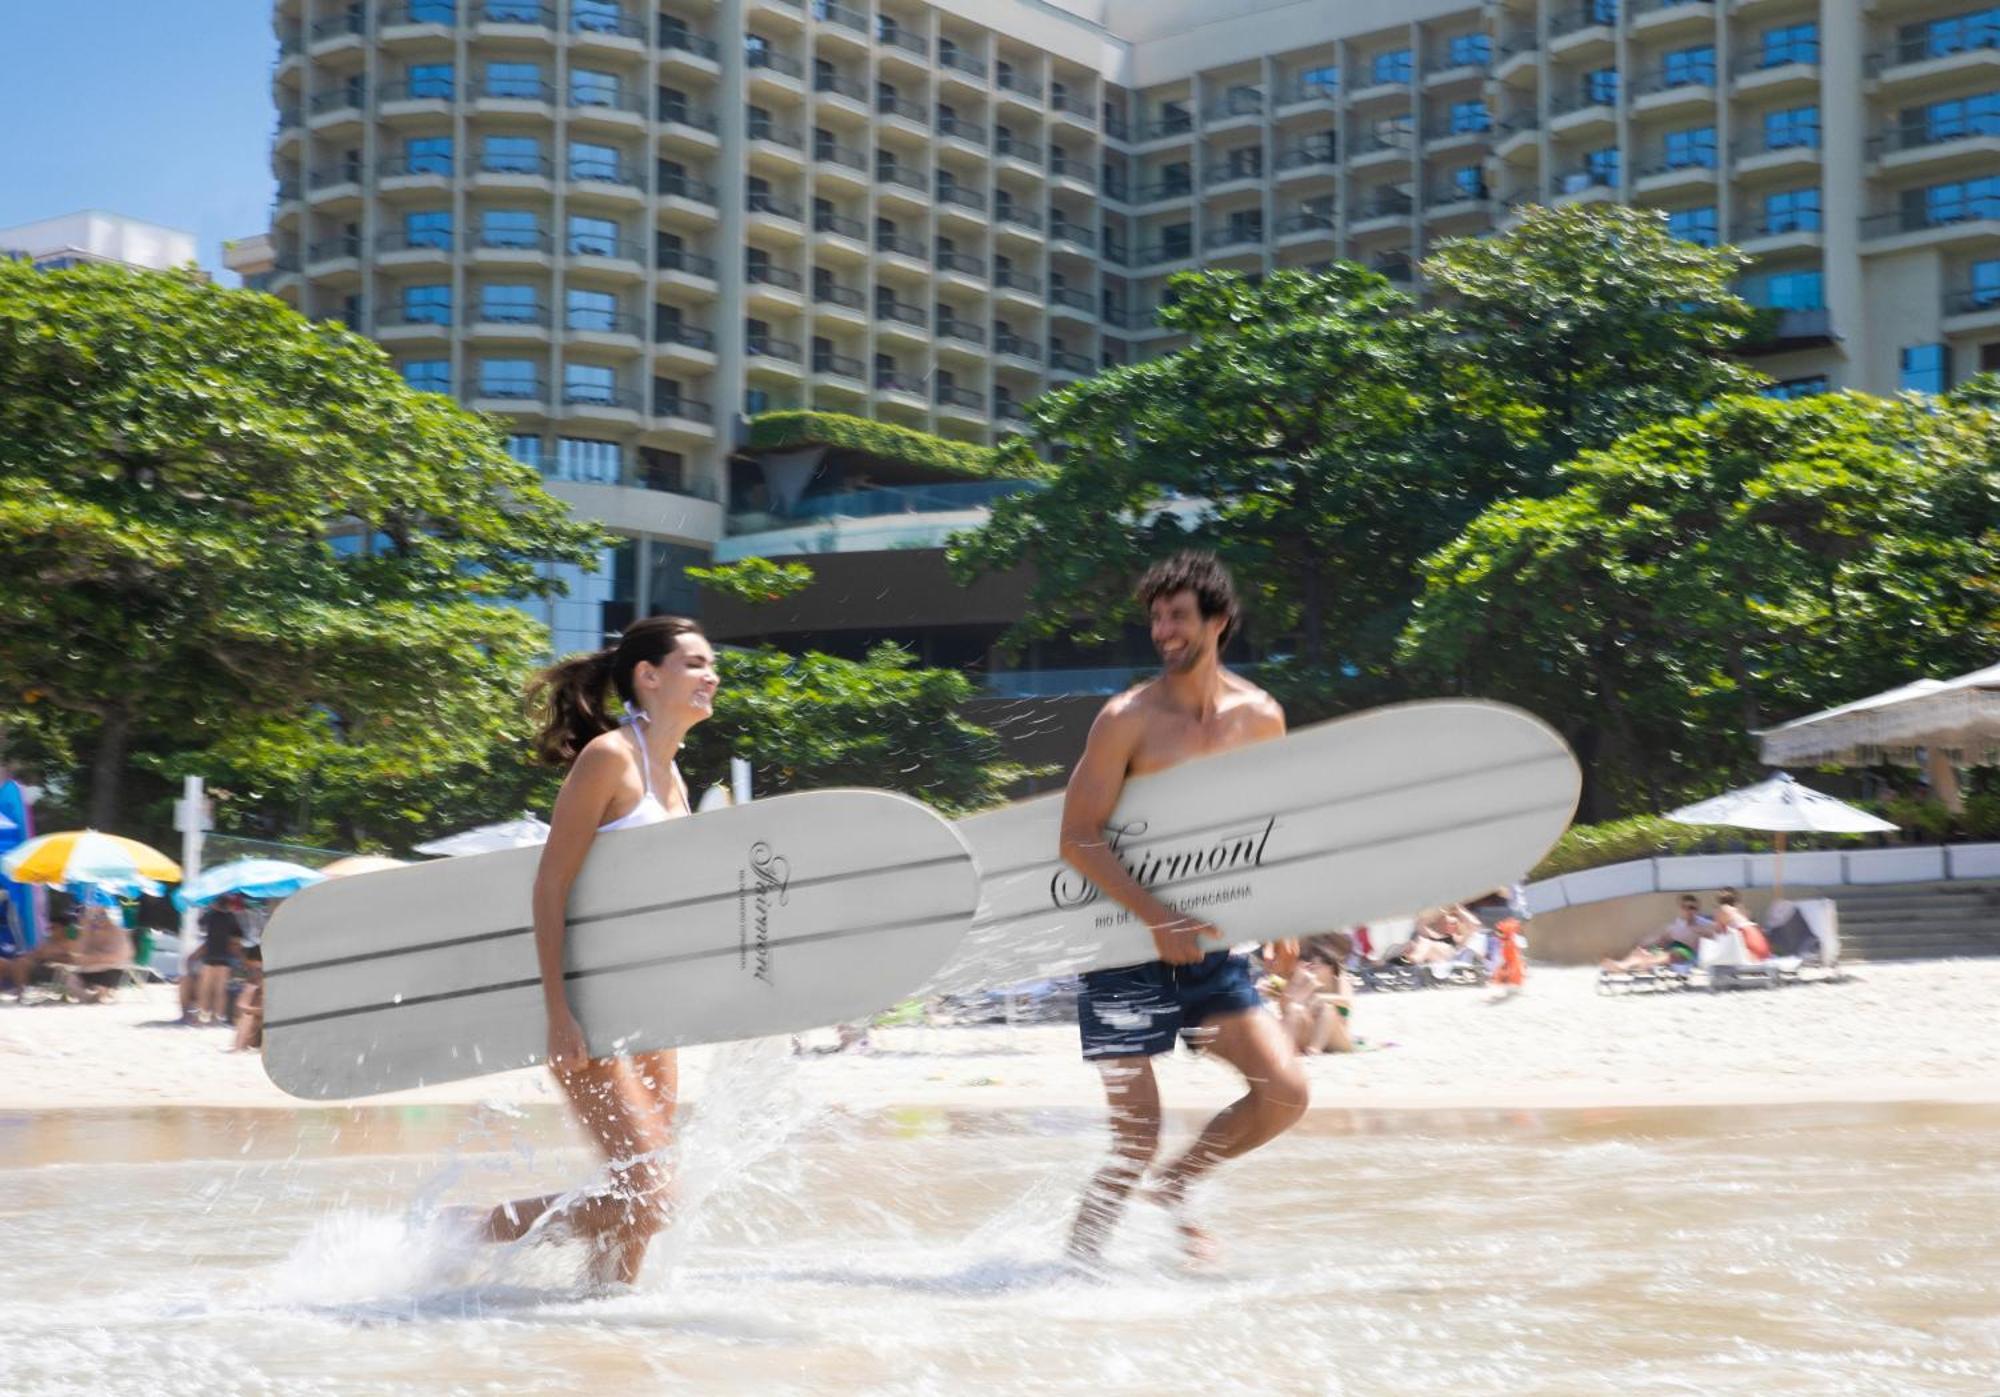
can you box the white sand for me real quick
[4,961,1998,1115]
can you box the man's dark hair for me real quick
[1135,550,1240,646]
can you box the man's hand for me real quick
[1150,916,1218,965]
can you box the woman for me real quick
[475,616,719,1286]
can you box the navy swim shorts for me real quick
[1076,950,1264,1060]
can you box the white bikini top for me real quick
[597,717,683,832]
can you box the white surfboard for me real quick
[261,791,978,1100]
[924,700,1579,996]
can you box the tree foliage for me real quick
[683,644,1036,817]
[686,556,817,606]
[949,206,1761,716]
[0,261,603,834]
[1399,391,2000,817]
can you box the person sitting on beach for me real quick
[1259,935,1354,1056]
[2,906,80,1001]
[1712,889,1770,961]
[1401,906,1478,967]
[67,902,135,1004]
[1602,896,1711,974]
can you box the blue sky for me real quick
[0,0,278,276]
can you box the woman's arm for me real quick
[531,742,623,1071]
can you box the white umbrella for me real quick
[1666,772,1898,896]
[1760,660,2000,810]
[413,815,551,858]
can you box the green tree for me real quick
[949,207,1764,715]
[682,644,1035,816]
[686,556,817,606]
[1399,391,2000,818]
[0,261,603,834]
[1422,203,1766,475]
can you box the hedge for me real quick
[744,411,1044,480]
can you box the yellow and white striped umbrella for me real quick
[1,829,182,888]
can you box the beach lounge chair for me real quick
[1595,960,1699,995]
[1762,898,1843,984]
[52,962,147,1002]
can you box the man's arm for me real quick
[1057,700,1212,965]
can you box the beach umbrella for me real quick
[0,812,15,832]
[1665,773,1897,896]
[1,829,182,890]
[318,854,409,879]
[1759,659,2000,811]
[413,815,550,857]
[180,858,325,906]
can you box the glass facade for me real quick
[400,358,450,393]
[1665,125,1716,169]
[1765,105,1820,151]
[1667,206,1719,246]
[1900,343,1949,393]
[1765,187,1821,233]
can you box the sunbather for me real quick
[1713,890,1770,960]
[67,904,135,1003]
[1602,896,1711,974]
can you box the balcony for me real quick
[813,280,866,318]
[1349,195,1413,235]
[373,231,453,262]
[570,6,646,48]
[1275,211,1334,243]
[307,9,367,50]
[812,70,869,114]
[811,348,866,384]
[1348,127,1413,169]
[1867,31,2000,91]
[994,332,1045,364]
[1634,154,1719,196]
[1731,44,1820,98]
[997,71,1044,108]
[565,309,644,345]
[1048,349,1094,377]
[1204,161,1264,192]
[812,141,870,189]
[1871,120,2000,177]
[1051,88,1095,127]
[1548,89,1616,138]
[1424,48,1490,86]
[937,184,989,221]
[937,250,988,286]
[811,0,868,42]
[746,46,805,95]
[375,307,454,339]
[875,231,928,268]
[1048,217,1095,253]
[649,394,717,435]
[937,114,988,152]
[745,263,806,307]
[1728,214,1822,257]
[875,301,929,344]
[1548,5,1615,57]
[1137,112,1195,143]
[1631,0,1712,35]
[1204,90,1264,130]
[475,78,554,112]
[567,159,644,198]
[725,480,1037,550]
[1130,178,1193,207]
[307,84,367,125]
[659,173,720,217]
[656,246,718,286]
[1049,153,1095,192]
[1496,29,1538,79]
[473,378,548,413]
[1276,139,1339,178]
[1740,306,1832,353]
[935,384,986,417]
[1943,284,2000,330]
[936,318,987,351]
[659,26,722,72]
[467,304,553,341]
[995,206,1045,240]
[812,208,868,251]
[473,2,556,32]
[994,135,1043,171]
[565,236,646,274]
[875,168,930,211]
[1551,168,1618,205]
[877,25,928,70]
[875,371,928,407]
[938,47,988,87]
[1630,65,1717,115]
[745,333,805,368]
[994,268,1044,301]
[656,101,720,148]
[1732,135,1821,180]
[561,385,643,423]
[468,228,555,263]
[876,95,929,134]
[377,79,455,115]
[1424,114,1493,150]
[1203,222,1264,253]
[1862,199,2000,252]
[1424,188,1489,223]
[654,322,718,364]
[569,87,646,132]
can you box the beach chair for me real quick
[52,962,147,1003]
[1596,960,1699,995]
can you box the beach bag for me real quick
[1741,924,1771,960]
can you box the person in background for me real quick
[68,900,135,1003]
[1602,895,1711,974]
[194,894,245,1026]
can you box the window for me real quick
[407,62,454,99]
[1756,269,1823,310]
[1446,32,1489,67]
[481,134,541,173]
[744,388,772,414]
[1919,7,2000,60]
[479,358,539,398]
[400,359,449,393]
[563,363,618,405]
[1667,205,1719,246]
[1585,67,1618,105]
[401,283,451,325]
[556,436,621,483]
[405,135,453,175]
[571,0,625,33]
[1451,163,1486,198]
[1161,222,1193,258]
[1450,99,1490,134]
[1765,376,1828,401]
[480,283,540,323]
[567,213,619,256]
[485,61,543,100]
[1972,258,2000,308]
[1298,62,1338,93]
[1915,91,2000,143]
[1585,146,1620,186]
[1662,45,1716,87]
[1371,48,1412,84]
[647,541,704,615]
[566,287,618,332]
[1761,22,1818,69]
[572,68,622,107]
[569,140,622,181]
[1664,125,1717,169]
[1901,343,1949,394]
[404,209,452,249]
[484,0,541,19]
[1585,0,1617,21]
[503,434,543,468]
[1913,175,2000,227]
[480,209,540,248]
[407,0,456,20]
[1765,105,1820,151]
[1764,187,1821,234]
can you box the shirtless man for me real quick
[1058,551,1309,1265]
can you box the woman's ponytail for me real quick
[526,615,706,766]
[528,647,619,765]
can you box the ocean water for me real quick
[5,1046,1999,1396]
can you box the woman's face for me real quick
[636,633,720,726]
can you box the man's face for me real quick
[1679,901,1698,920]
[1150,590,1224,673]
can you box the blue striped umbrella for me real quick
[179,858,325,907]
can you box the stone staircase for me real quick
[1831,883,2000,962]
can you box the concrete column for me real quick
[1819,0,1865,388]
[713,0,751,492]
